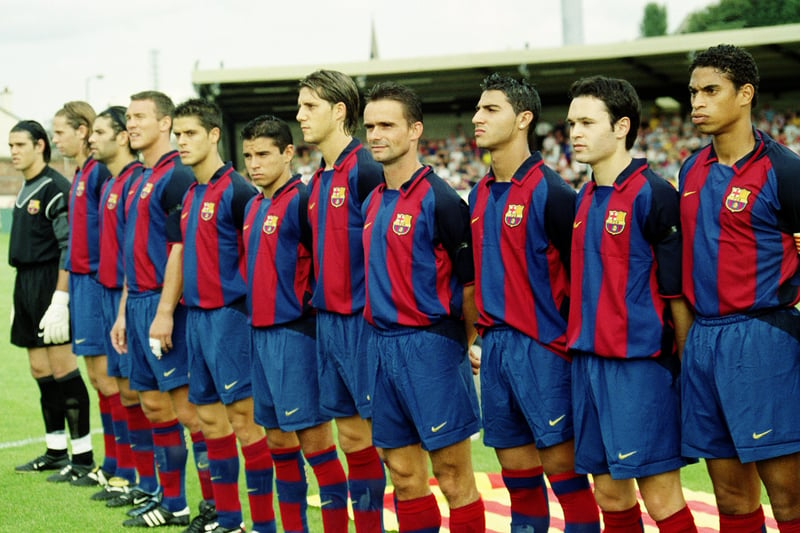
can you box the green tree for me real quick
[683,0,800,33]
[641,3,668,37]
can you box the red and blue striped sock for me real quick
[124,404,158,494]
[503,466,550,532]
[206,433,242,529]
[449,498,485,533]
[97,392,117,475]
[656,505,697,533]
[396,493,441,532]
[189,431,213,501]
[108,393,136,484]
[306,445,349,533]
[242,437,276,532]
[602,502,643,533]
[548,470,600,533]
[271,445,308,532]
[345,446,386,532]
[151,419,188,513]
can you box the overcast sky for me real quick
[1,0,712,122]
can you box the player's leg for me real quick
[539,441,600,533]
[592,474,643,531]
[383,444,441,531]
[637,469,696,530]
[299,423,348,533]
[83,354,119,485]
[429,438,485,532]
[757,452,800,524]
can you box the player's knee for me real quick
[712,478,761,515]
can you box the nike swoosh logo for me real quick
[224,381,238,390]
[163,368,176,377]
[181,212,189,219]
[683,190,697,197]
[197,462,209,469]
[752,429,773,440]
[247,487,258,493]
[364,222,372,229]
[618,451,637,460]
[308,202,316,210]
[548,414,567,427]
[572,221,582,229]
[75,338,87,344]
[471,216,480,224]
[243,224,250,230]
[284,408,300,417]
[431,422,447,433]
[320,500,333,507]
[211,476,221,481]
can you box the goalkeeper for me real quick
[8,120,92,475]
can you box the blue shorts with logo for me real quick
[101,286,129,378]
[482,327,574,450]
[317,311,374,419]
[126,291,189,393]
[572,351,687,479]
[252,317,330,431]
[186,305,252,406]
[369,321,480,452]
[69,273,106,356]
[682,308,800,463]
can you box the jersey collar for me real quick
[484,152,545,187]
[703,127,767,176]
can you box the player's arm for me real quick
[111,284,128,354]
[773,149,800,249]
[40,187,70,344]
[463,283,480,374]
[544,170,577,274]
[669,296,693,358]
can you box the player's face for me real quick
[8,131,42,173]
[567,96,620,167]
[689,66,748,136]
[173,116,216,169]
[126,99,165,152]
[51,115,84,159]
[364,99,420,166]
[89,116,120,164]
[296,87,337,145]
[472,90,517,150]
[242,136,292,193]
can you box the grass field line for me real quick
[0,427,102,450]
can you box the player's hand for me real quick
[38,290,70,345]
[468,345,481,375]
[148,310,174,356]
[794,233,800,254]
[110,314,127,354]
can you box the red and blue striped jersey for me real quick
[123,151,195,294]
[362,165,474,330]
[568,159,681,359]
[65,158,110,274]
[307,139,383,314]
[680,129,800,317]
[98,160,143,289]
[181,164,257,310]
[243,175,313,327]
[469,153,574,354]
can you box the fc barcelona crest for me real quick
[200,202,215,221]
[605,210,627,235]
[106,193,118,210]
[75,180,85,197]
[330,186,346,208]
[392,213,412,236]
[140,182,154,199]
[262,215,278,234]
[27,199,40,215]
[504,204,524,227]
[725,187,751,213]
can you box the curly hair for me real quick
[690,44,760,107]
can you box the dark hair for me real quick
[54,101,96,150]
[365,82,423,125]
[241,114,293,153]
[11,120,51,163]
[173,98,223,133]
[299,70,360,136]
[689,44,760,108]
[481,73,541,148]
[130,90,175,119]
[569,75,641,150]
[98,106,128,136]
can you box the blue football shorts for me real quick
[69,273,106,356]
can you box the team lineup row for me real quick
[8,42,800,533]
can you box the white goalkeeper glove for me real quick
[39,290,70,345]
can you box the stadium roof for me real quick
[193,23,800,122]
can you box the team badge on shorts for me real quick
[140,182,154,199]
[330,186,346,208]
[106,193,118,210]
[605,210,627,235]
[201,202,216,221]
[75,180,85,197]
[504,204,524,227]
[392,213,412,235]
[262,214,278,234]
[27,199,40,215]
[725,187,751,213]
